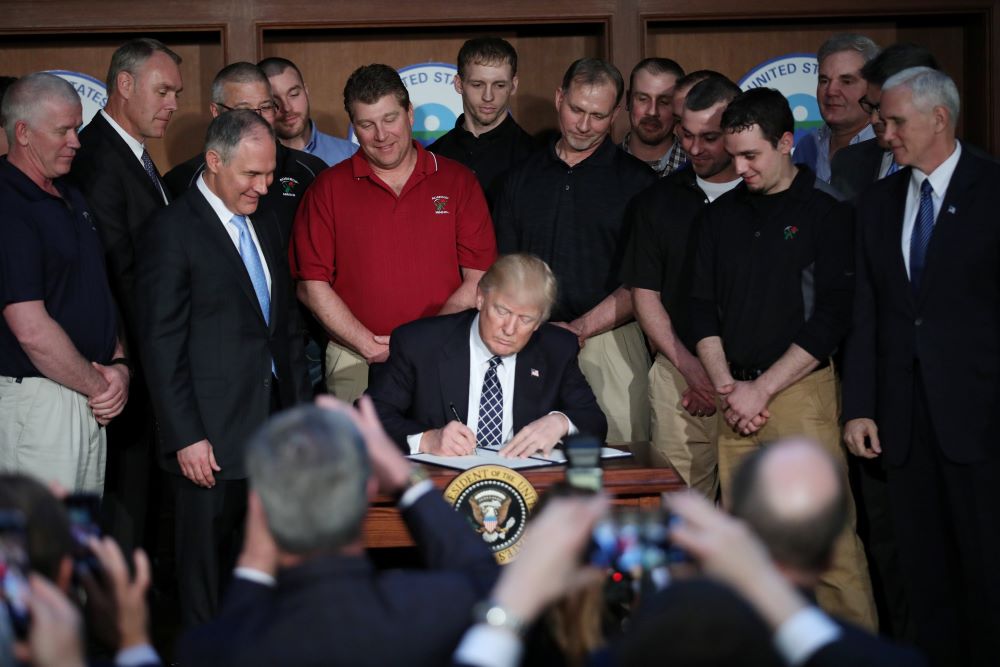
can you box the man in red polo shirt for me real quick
[291,64,497,402]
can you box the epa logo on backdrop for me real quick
[738,54,821,147]
[49,70,108,129]
[349,62,462,148]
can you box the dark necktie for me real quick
[909,179,935,294]
[141,149,166,200]
[477,356,503,449]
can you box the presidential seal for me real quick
[738,53,822,148]
[444,465,538,564]
[349,62,462,148]
[48,70,108,129]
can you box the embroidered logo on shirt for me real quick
[280,177,300,197]
[432,195,450,214]
[783,225,799,241]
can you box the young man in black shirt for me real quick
[494,58,656,442]
[428,37,534,206]
[621,74,743,499]
[690,87,876,631]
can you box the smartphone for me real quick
[63,493,102,578]
[0,510,31,639]
[589,508,689,574]
[564,434,603,492]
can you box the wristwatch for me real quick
[473,600,527,637]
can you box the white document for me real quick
[529,447,633,463]
[408,447,559,471]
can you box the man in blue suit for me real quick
[368,253,608,458]
[842,67,1000,666]
[177,397,499,667]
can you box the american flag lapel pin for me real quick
[947,205,957,214]
[530,368,540,378]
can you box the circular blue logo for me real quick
[738,54,821,149]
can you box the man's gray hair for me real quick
[2,72,80,145]
[817,33,880,67]
[211,62,270,105]
[882,66,960,128]
[204,109,274,163]
[106,37,181,94]
[246,405,371,555]
[478,253,558,321]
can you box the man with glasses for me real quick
[830,44,940,201]
[164,62,327,243]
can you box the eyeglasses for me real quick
[215,101,277,116]
[858,97,880,115]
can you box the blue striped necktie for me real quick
[477,356,504,449]
[909,179,935,294]
[141,149,166,200]
[230,214,270,324]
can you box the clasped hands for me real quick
[420,413,570,459]
[717,379,772,435]
[88,362,130,426]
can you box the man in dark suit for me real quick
[136,110,310,627]
[830,43,940,201]
[842,67,1000,666]
[178,397,499,667]
[369,253,607,457]
[69,37,182,557]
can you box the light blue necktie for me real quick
[477,356,504,449]
[909,179,935,294]
[230,214,270,325]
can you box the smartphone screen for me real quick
[0,510,31,639]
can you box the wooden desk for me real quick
[363,444,685,548]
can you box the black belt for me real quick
[729,358,830,382]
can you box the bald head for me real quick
[730,438,847,577]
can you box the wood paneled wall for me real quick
[0,0,995,169]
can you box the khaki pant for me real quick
[577,322,650,443]
[0,376,106,493]
[324,341,370,403]
[648,354,719,499]
[717,365,877,631]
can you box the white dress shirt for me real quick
[196,173,272,293]
[901,141,962,277]
[407,315,576,453]
[99,109,169,205]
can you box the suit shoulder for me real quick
[392,311,474,345]
[532,323,581,356]
[164,153,205,194]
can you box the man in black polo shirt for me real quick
[0,73,127,493]
[164,62,327,245]
[494,58,656,442]
[689,87,875,630]
[621,74,742,499]
[428,37,534,206]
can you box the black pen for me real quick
[449,402,464,424]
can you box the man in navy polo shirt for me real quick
[0,73,127,493]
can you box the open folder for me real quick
[408,446,632,471]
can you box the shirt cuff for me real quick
[116,643,161,667]
[398,478,434,509]
[406,432,424,455]
[234,567,277,588]
[773,606,842,666]
[548,411,578,436]
[452,624,524,667]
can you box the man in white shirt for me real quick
[369,254,607,457]
[136,110,310,626]
[71,37,183,555]
[842,66,1000,666]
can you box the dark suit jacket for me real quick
[177,490,499,667]
[830,138,885,202]
[612,579,925,667]
[368,309,608,449]
[842,148,1000,465]
[135,185,310,478]
[71,112,168,346]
